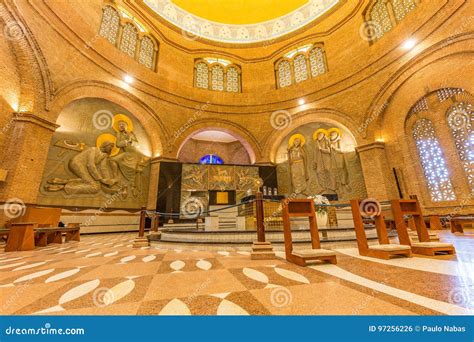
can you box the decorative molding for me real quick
[356,141,385,153]
[13,112,60,132]
[143,0,339,44]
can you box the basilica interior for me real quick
[0,0,473,316]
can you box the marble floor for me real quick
[0,231,473,315]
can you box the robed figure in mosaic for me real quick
[287,135,308,195]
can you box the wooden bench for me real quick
[281,199,337,266]
[450,216,474,234]
[35,225,80,247]
[351,199,411,260]
[5,223,35,252]
[391,199,455,256]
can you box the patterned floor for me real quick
[0,231,473,315]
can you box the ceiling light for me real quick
[123,75,134,84]
[298,99,305,105]
[402,38,416,50]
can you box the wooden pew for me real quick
[450,216,474,234]
[350,199,411,259]
[5,222,35,252]
[391,199,455,256]
[281,199,337,266]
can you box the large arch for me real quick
[50,80,168,157]
[174,119,262,164]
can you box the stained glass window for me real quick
[199,154,224,165]
[211,64,224,91]
[293,54,308,83]
[412,118,456,202]
[138,36,155,69]
[120,23,138,58]
[99,6,120,45]
[277,60,292,88]
[309,47,326,77]
[226,66,240,93]
[446,102,474,192]
[195,62,209,89]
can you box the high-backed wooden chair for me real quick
[391,199,455,256]
[281,199,336,266]
[350,199,411,259]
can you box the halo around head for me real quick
[327,127,342,139]
[288,133,306,147]
[112,114,134,132]
[96,133,119,156]
[313,128,329,140]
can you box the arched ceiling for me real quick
[143,0,339,44]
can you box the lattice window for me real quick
[293,54,308,83]
[309,47,326,77]
[277,60,292,88]
[392,0,416,22]
[138,36,155,69]
[99,6,120,44]
[370,0,393,39]
[195,62,209,89]
[437,88,465,102]
[412,119,456,202]
[226,66,240,93]
[120,23,138,58]
[446,102,474,192]
[211,64,224,91]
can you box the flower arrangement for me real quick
[308,195,330,215]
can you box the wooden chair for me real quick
[281,199,336,266]
[350,199,411,259]
[391,199,455,256]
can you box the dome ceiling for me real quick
[143,0,339,44]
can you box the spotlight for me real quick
[402,38,416,50]
[298,99,305,105]
[123,75,134,84]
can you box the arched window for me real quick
[138,36,155,70]
[366,0,419,41]
[195,62,209,89]
[275,44,327,88]
[99,6,120,44]
[276,60,292,88]
[446,102,474,192]
[412,118,456,202]
[226,66,240,93]
[309,47,326,77]
[199,154,224,165]
[194,58,241,93]
[120,23,138,58]
[293,54,308,83]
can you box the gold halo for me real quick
[96,133,119,156]
[112,114,134,133]
[327,127,342,139]
[313,128,329,140]
[288,133,306,147]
